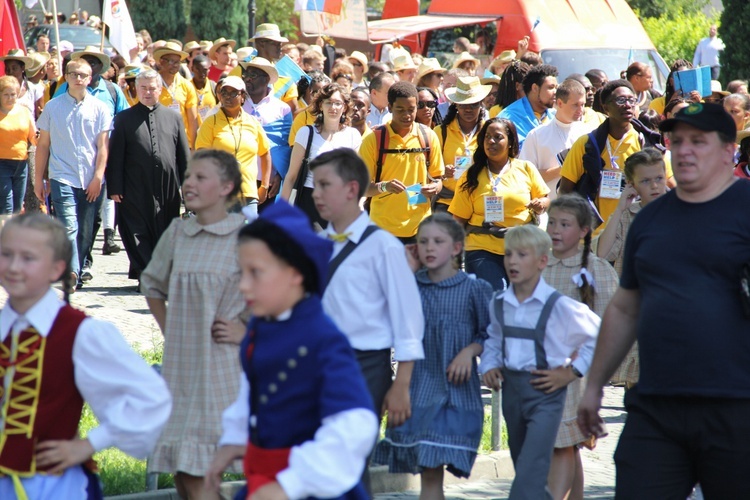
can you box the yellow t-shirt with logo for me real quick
[289,108,316,146]
[561,128,673,227]
[360,122,444,237]
[196,110,271,200]
[449,159,549,255]
[158,73,198,147]
[435,119,481,206]
[489,104,503,118]
[192,79,218,126]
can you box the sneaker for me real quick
[81,263,93,282]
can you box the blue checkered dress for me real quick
[373,270,492,478]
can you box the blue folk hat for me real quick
[257,201,332,295]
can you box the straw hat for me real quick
[416,58,445,82]
[444,76,493,104]
[710,80,729,97]
[0,49,33,67]
[199,40,213,51]
[248,24,289,43]
[70,46,111,74]
[184,41,202,53]
[221,75,247,92]
[122,64,150,80]
[391,51,416,72]
[25,51,50,77]
[495,50,516,64]
[153,41,189,62]
[208,38,236,59]
[480,74,501,86]
[347,51,368,72]
[453,52,480,70]
[736,129,750,143]
[238,56,279,84]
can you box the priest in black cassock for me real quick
[106,68,191,282]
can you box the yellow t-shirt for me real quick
[449,159,549,255]
[159,73,198,147]
[193,79,218,126]
[560,128,672,226]
[0,105,36,160]
[649,96,666,115]
[489,104,503,118]
[360,122,445,237]
[196,110,271,200]
[434,119,481,206]
[288,108,316,146]
[583,107,606,127]
[361,124,374,141]
[124,87,138,107]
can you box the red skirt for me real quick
[243,442,291,497]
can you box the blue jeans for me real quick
[50,179,103,282]
[465,249,507,291]
[0,159,28,214]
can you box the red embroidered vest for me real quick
[0,305,87,474]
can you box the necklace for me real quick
[222,109,244,157]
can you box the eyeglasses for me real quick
[67,71,91,79]
[323,100,345,108]
[418,101,437,109]
[351,61,363,68]
[457,102,482,109]
[243,70,268,80]
[161,58,182,66]
[611,96,637,106]
[220,89,242,99]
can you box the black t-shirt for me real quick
[621,179,750,397]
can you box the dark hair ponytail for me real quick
[578,229,595,310]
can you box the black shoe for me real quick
[81,264,93,282]
[102,229,121,255]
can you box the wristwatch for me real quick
[571,365,584,378]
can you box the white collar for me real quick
[502,276,556,307]
[324,211,370,244]
[0,289,64,341]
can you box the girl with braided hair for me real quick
[489,60,530,118]
[541,193,619,500]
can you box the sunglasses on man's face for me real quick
[418,101,437,109]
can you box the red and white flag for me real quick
[102,0,138,61]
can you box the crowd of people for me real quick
[0,14,749,500]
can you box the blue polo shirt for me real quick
[53,77,129,117]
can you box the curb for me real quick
[107,451,514,499]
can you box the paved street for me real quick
[0,230,635,499]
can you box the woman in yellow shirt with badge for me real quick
[434,76,491,213]
[449,117,549,291]
[196,76,272,219]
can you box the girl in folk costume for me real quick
[542,194,619,500]
[142,149,248,499]
[206,201,378,500]
[0,214,171,500]
[373,213,492,498]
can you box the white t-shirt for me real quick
[295,125,362,188]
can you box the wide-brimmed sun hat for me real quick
[184,41,202,53]
[0,49,33,67]
[480,74,502,86]
[710,80,730,97]
[417,58,445,82]
[153,41,189,62]
[248,24,289,43]
[25,51,50,77]
[347,51,368,72]
[238,56,279,84]
[453,51,480,70]
[123,64,150,80]
[444,76,493,104]
[391,50,416,72]
[208,37,237,59]
[70,46,111,74]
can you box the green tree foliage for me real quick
[191,0,248,43]
[255,0,298,43]
[640,10,717,67]
[719,0,750,83]
[626,0,707,18]
[129,0,187,40]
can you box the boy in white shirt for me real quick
[481,225,600,500]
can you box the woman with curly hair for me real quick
[449,117,549,290]
[281,83,361,227]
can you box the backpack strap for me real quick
[374,124,389,183]
[326,225,380,283]
[104,80,119,112]
[292,125,315,205]
[209,79,217,100]
[49,80,58,99]
[440,123,448,155]
[417,123,432,170]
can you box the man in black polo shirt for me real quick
[578,103,750,498]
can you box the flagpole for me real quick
[100,22,106,52]
[51,0,62,69]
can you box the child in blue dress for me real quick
[373,212,492,498]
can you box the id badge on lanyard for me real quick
[601,137,625,199]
